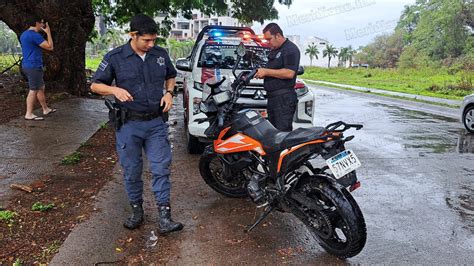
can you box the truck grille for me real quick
[239,84,267,100]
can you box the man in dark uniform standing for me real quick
[255,23,300,132]
[91,14,183,234]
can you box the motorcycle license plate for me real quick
[326,150,361,179]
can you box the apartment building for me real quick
[160,9,248,40]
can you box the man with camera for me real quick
[20,16,56,121]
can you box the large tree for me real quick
[0,0,290,95]
[396,0,474,60]
[0,0,95,95]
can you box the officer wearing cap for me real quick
[255,23,300,132]
[90,14,183,234]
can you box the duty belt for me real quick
[127,110,162,121]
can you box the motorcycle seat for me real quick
[262,126,327,153]
[281,127,327,148]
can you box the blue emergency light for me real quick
[212,31,223,37]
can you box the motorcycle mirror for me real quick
[236,42,246,57]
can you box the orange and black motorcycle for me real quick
[197,44,367,258]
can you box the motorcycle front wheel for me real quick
[199,151,248,198]
[291,178,367,259]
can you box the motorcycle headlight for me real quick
[213,91,231,104]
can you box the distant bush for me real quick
[363,73,372,78]
[398,45,435,70]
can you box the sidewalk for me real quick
[50,164,130,265]
[304,79,463,107]
[0,97,108,206]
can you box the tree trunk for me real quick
[328,57,331,68]
[0,0,95,95]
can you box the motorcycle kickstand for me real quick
[245,205,274,233]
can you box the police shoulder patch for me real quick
[98,60,109,71]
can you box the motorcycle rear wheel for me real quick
[292,178,367,259]
[199,152,248,198]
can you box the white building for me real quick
[302,36,339,67]
[159,3,249,40]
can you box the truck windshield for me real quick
[197,44,269,69]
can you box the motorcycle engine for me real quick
[246,173,268,207]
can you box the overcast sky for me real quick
[251,0,417,49]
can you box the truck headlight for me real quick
[305,101,313,117]
[194,82,203,91]
[296,87,309,97]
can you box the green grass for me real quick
[86,57,102,70]
[0,54,21,73]
[13,258,22,266]
[31,202,55,212]
[0,210,16,224]
[301,67,473,100]
[60,151,82,165]
[99,121,108,129]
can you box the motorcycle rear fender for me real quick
[309,173,346,191]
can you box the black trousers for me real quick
[267,92,297,132]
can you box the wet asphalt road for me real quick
[52,86,474,264]
[307,86,474,263]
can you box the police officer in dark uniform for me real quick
[255,23,300,132]
[90,14,183,234]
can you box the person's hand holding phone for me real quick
[42,22,51,34]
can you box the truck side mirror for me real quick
[176,58,192,72]
[297,65,305,75]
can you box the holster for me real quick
[105,99,126,130]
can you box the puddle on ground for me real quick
[457,133,474,154]
[446,185,474,233]
[366,103,473,154]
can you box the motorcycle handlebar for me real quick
[246,69,258,83]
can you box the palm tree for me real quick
[347,45,356,67]
[338,47,349,67]
[305,42,319,67]
[323,44,338,68]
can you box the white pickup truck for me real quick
[176,25,316,153]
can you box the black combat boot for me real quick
[123,202,144,229]
[158,205,184,234]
